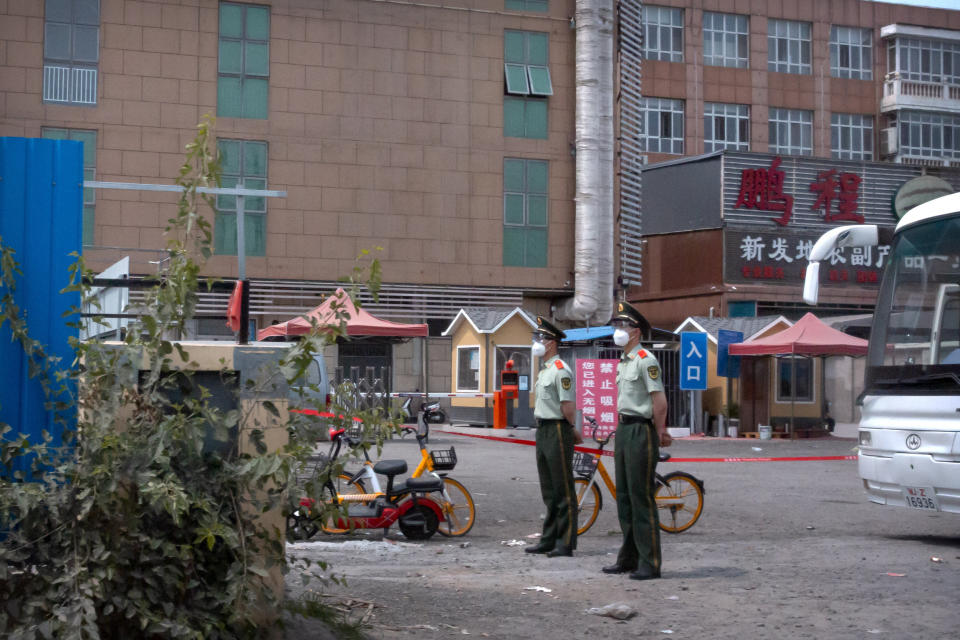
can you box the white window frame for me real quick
[703,12,748,68]
[769,108,813,156]
[830,26,872,80]
[456,345,482,392]
[775,356,815,403]
[831,113,874,161]
[768,19,811,75]
[43,0,100,105]
[704,102,749,152]
[897,111,960,161]
[642,5,684,62]
[641,97,684,154]
[889,37,960,85]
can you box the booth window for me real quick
[218,2,270,119]
[457,346,480,392]
[776,357,813,402]
[41,128,96,246]
[494,346,531,390]
[215,139,268,256]
[503,158,548,267]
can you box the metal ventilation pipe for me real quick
[555,0,615,326]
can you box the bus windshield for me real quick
[867,213,960,393]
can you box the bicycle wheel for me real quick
[434,477,476,537]
[286,509,320,542]
[656,471,704,533]
[320,474,366,534]
[575,478,602,536]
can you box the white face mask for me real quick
[613,328,631,347]
[531,341,547,358]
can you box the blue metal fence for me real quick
[0,137,82,477]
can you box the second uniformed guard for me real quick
[603,301,671,580]
[525,315,579,558]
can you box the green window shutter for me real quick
[504,31,526,63]
[219,3,243,38]
[243,141,267,176]
[218,139,242,174]
[245,213,266,256]
[526,160,548,194]
[503,227,526,266]
[504,64,530,95]
[504,194,525,224]
[504,97,526,137]
[242,78,268,119]
[217,77,242,117]
[245,5,270,40]
[525,99,548,138]
[244,42,269,76]
[215,212,238,255]
[503,158,525,191]
[528,66,553,96]
[218,41,242,73]
[82,205,95,246]
[527,33,549,65]
[525,228,548,267]
[244,177,267,212]
[527,195,547,226]
[528,0,549,11]
[41,128,68,140]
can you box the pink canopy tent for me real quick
[728,313,868,434]
[256,288,428,341]
[728,312,868,357]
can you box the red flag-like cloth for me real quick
[226,280,243,332]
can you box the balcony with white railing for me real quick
[881,73,960,114]
[43,64,98,106]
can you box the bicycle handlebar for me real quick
[586,417,612,447]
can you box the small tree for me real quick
[0,116,395,639]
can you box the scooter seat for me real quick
[402,476,444,492]
[373,459,408,477]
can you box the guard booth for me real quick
[442,307,536,426]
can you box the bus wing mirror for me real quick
[803,225,878,306]
[803,262,821,305]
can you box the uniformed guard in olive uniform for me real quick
[525,316,579,558]
[603,301,671,580]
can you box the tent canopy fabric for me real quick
[727,312,868,357]
[256,288,428,340]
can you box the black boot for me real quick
[628,566,660,580]
[602,563,635,574]
[524,543,552,554]
[546,546,573,558]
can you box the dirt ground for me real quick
[284,427,960,640]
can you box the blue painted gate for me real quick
[0,137,83,477]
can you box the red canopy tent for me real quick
[728,313,868,434]
[256,288,428,341]
[728,312,868,357]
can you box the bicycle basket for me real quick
[573,452,598,478]
[430,447,457,471]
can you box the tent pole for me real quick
[790,355,796,436]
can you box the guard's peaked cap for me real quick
[534,315,566,342]
[612,301,652,336]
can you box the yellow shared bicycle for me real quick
[574,419,705,535]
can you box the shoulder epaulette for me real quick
[638,349,647,358]
[554,360,564,369]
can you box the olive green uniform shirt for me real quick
[534,355,575,419]
[616,345,664,418]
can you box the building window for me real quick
[643,5,684,62]
[704,103,749,152]
[505,0,547,11]
[641,97,684,154]
[503,158,548,268]
[457,346,480,392]
[504,30,553,97]
[703,12,748,68]
[43,0,99,105]
[888,37,960,85]
[504,97,548,139]
[218,2,270,119]
[830,26,872,80]
[777,357,813,402]
[215,139,268,256]
[41,128,96,245]
[831,113,874,161]
[769,108,812,156]
[768,19,811,74]
[896,111,960,161]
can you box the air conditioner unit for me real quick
[880,127,898,157]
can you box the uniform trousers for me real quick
[534,418,578,551]
[614,417,661,574]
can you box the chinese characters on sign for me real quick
[679,332,708,391]
[734,156,865,226]
[726,230,890,286]
[576,359,619,440]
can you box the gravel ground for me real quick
[284,427,960,640]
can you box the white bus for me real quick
[803,192,960,514]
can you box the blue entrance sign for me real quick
[680,332,708,390]
[716,330,744,378]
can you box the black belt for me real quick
[537,418,570,426]
[619,414,652,425]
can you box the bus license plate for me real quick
[903,486,939,511]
